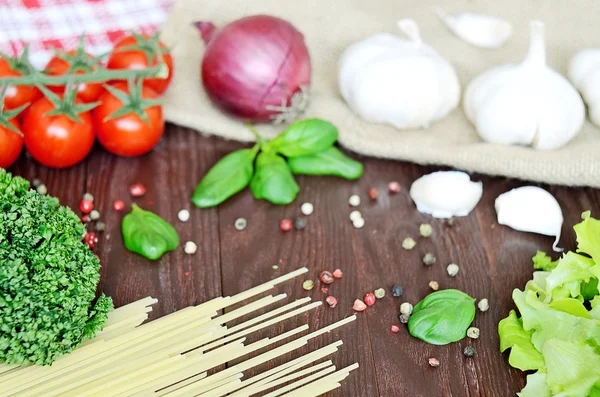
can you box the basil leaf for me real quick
[408,289,476,345]
[250,152,299,205]
[287,147,364,180]
[192,148,256,208]
[122,204,179,260]
[268,118,338,157]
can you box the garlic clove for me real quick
[569,49,600,127]
[409,171,483,218]
[494,186,563,252]
[436,8,512,49]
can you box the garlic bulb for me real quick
[495,186,563,252]
[409,171,483,218]
[436,8,512,49]
[463,21,585,150]
[338,19,460,129]
[568,49,600,127]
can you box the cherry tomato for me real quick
[106,34,173,94]
[44,51,102,103]
[93,82,164,157]
[0,119,23,168]
[0,58,40,110]
[22,97,95,168]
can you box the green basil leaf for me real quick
[122,204,179,260]
[408,289,476,345]
[192,148,256,208]
[250,152,299,205]
[268,118,338,157]
[287,147,364,180]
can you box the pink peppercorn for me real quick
[319,271,334,284]
[81,215,91,223]
[321,287,329,294]
[391,325,400,333]
[325,296,338,308]
[80,199,94,214]
[280,219,292,231]
[129,183,146,197]
[364,293,376,306]
[388,181,401,193]
[113,200,125,211]
[353,299,367,312]
[332,269,343,279]
[368,188,379,200]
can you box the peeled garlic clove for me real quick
[437,8,512,49]
[409,171,483,218]
[495,186,563,252]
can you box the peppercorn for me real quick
[321,287,328,294]
[391,285,404,297]
[82,192,94,202]
[419,223,433,238]
[447,263,460,277]
[364,293,376,306]
[388,181,401,193]
[184,241,198,255]
[445,218,455,227]
[129,183,146,197]
[400,302,413,315]
[399,313,410,323]
[353,299,367,311]
[374,288,386,299]
[325,296,337,308]
[467,327,480,339]
[402,237,416,250]
[302,280,314,291]
[272,265,279,270]
[319,271,334,284]
[348,195,361,207]
[463,346,476,357]
[90,210,100,220]
[428,357,440,367]
[80,199,94,214]
[352,217,365,229]
[301,202,314,216]
[178,209,190,222]
[32,178,41,188]
[81,215,91,223]
[234,218,247,230]
[95,221,106,232]
[294,217,307,230]
[423,253,436,265]
[36,184,47,195]
[478,298,489,312]
[428,280,439,291]
[113,200,125,211]
[368,188,379,200]
[349,210,362,222]
[332,269,343,279]
[280,219,293,231]
[391,325,400,333]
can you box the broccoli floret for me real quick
[0,169,113,365]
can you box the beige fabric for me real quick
[160,0,600,187]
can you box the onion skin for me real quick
[195,15,311,122]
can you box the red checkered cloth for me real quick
[0,0,173,69]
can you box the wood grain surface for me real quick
[9,124,600,397]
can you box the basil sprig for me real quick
[191,118,364,207]
[408,289,476,345]
[122,204,179,260]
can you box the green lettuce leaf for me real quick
[574,211,600,264]
[543,338,600,396]
[533,251,559,271]
[498,310,545,371]
[545,252,597,299]
[517,373,551,397]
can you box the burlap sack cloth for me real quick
[160,0,600,188]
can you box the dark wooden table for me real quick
[9,123,600,397]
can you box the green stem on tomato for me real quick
[0,42,167,85]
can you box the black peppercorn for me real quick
[294,217,307,230]
[391,284,403,297]
[463,346,476,357]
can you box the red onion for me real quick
[195,15,311,123]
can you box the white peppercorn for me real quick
[447,263,460,277]
[400,302,413,315]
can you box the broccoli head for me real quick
[0,169,113,365]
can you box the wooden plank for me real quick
[215,139,379,397]
[84,125,222,318]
